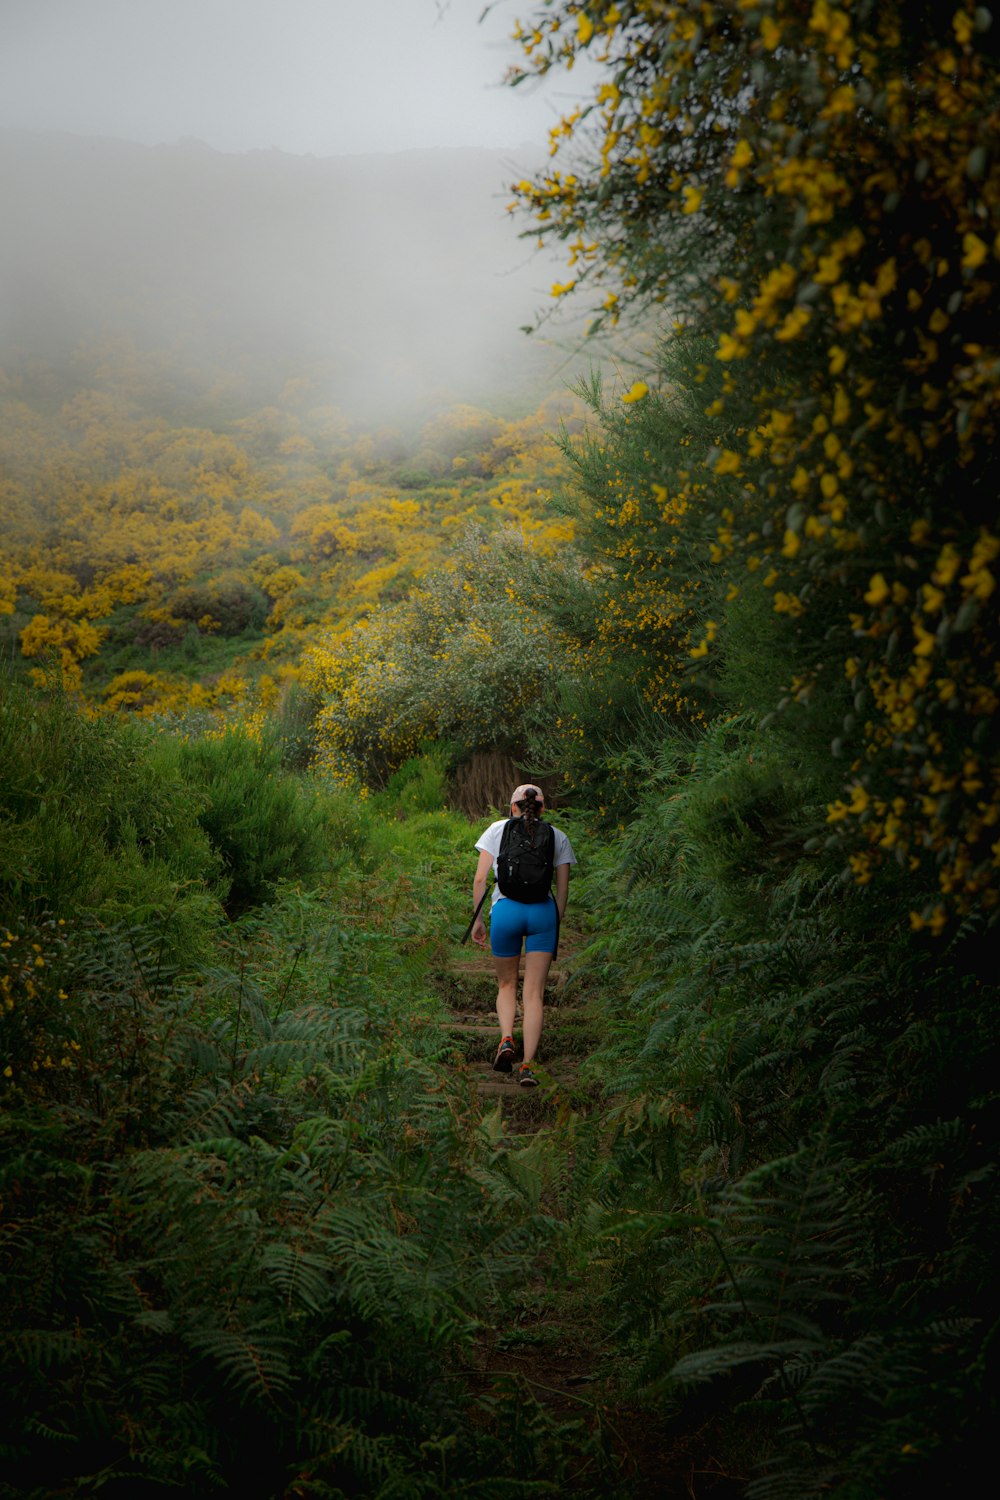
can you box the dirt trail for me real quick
[436,932,744,1496]
[441,919,591,1133]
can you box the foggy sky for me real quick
[0,1,609,424]
[0,0,584,157]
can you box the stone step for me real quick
[448,959,573,988]
[469,1059,589,1112]
[437,974,576,1014]
[442,1014,595,1062]
[472,1073,558,1125]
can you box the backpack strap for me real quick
[460,876,494,945]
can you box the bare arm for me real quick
[554,862,570,920]
[471,848,494,949]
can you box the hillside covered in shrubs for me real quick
[2,3,998,1495]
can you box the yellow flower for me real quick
[775,306,812,341]
[932,544,962,587]
[962,232,989,271]
[682,184,704,214]
[621,381,649,404]
[761,15,782,49]
[828,345,847,375]
[961,565,995,601]
[970,530,1000,569]
[577,13,595,44]
[913,619,937,656]
[716,333,746,361]
[953,8,974,46]
[714,449,742,476]
[824,85,856,116]
[864,573,890,606]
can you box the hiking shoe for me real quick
[493,1036,515,1073]
[518,1063,538,1088]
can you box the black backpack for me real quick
[497,818,555,904]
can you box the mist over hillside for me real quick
[0,129,586,419]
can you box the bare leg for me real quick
[492,955,521,1040]
[521,951,553,1065]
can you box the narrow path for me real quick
[434,931,743,1496]
[440,925,591,1139]
[435,930,656,1484]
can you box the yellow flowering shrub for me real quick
[509,0,1000,928]
[0,349,588,718]
[0,919,75,1096]
[304,526,584,788]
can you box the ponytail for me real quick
[515,786,543,845]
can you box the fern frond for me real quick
[184,1325,293,1402]
[259,1242,337,1313]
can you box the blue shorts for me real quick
[490,895,559,958]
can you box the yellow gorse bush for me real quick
[304,525,585,788]
[0,361,588,722]
[508,0,1000,928]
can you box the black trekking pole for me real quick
[461,881,493,945]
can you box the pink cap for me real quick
[510,783,544,809]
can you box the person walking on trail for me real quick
[470,784,576,1088]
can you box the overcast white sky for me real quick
[0,0,585,157]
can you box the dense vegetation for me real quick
[1,680,593,1496]
[2,1,998,1495]
[0,346,584,713]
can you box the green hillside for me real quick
[2,4,998,1497]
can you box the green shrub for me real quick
[270,680,322,771]
[171,576,268,635]
[306,525,587,787]
[175,729,326,914]
[375,745,451,817]
[0,673,223,961]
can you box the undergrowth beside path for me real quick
[0,681,636,1496]
[2,678,996,1497]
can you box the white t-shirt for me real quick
[475,818,577,906]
